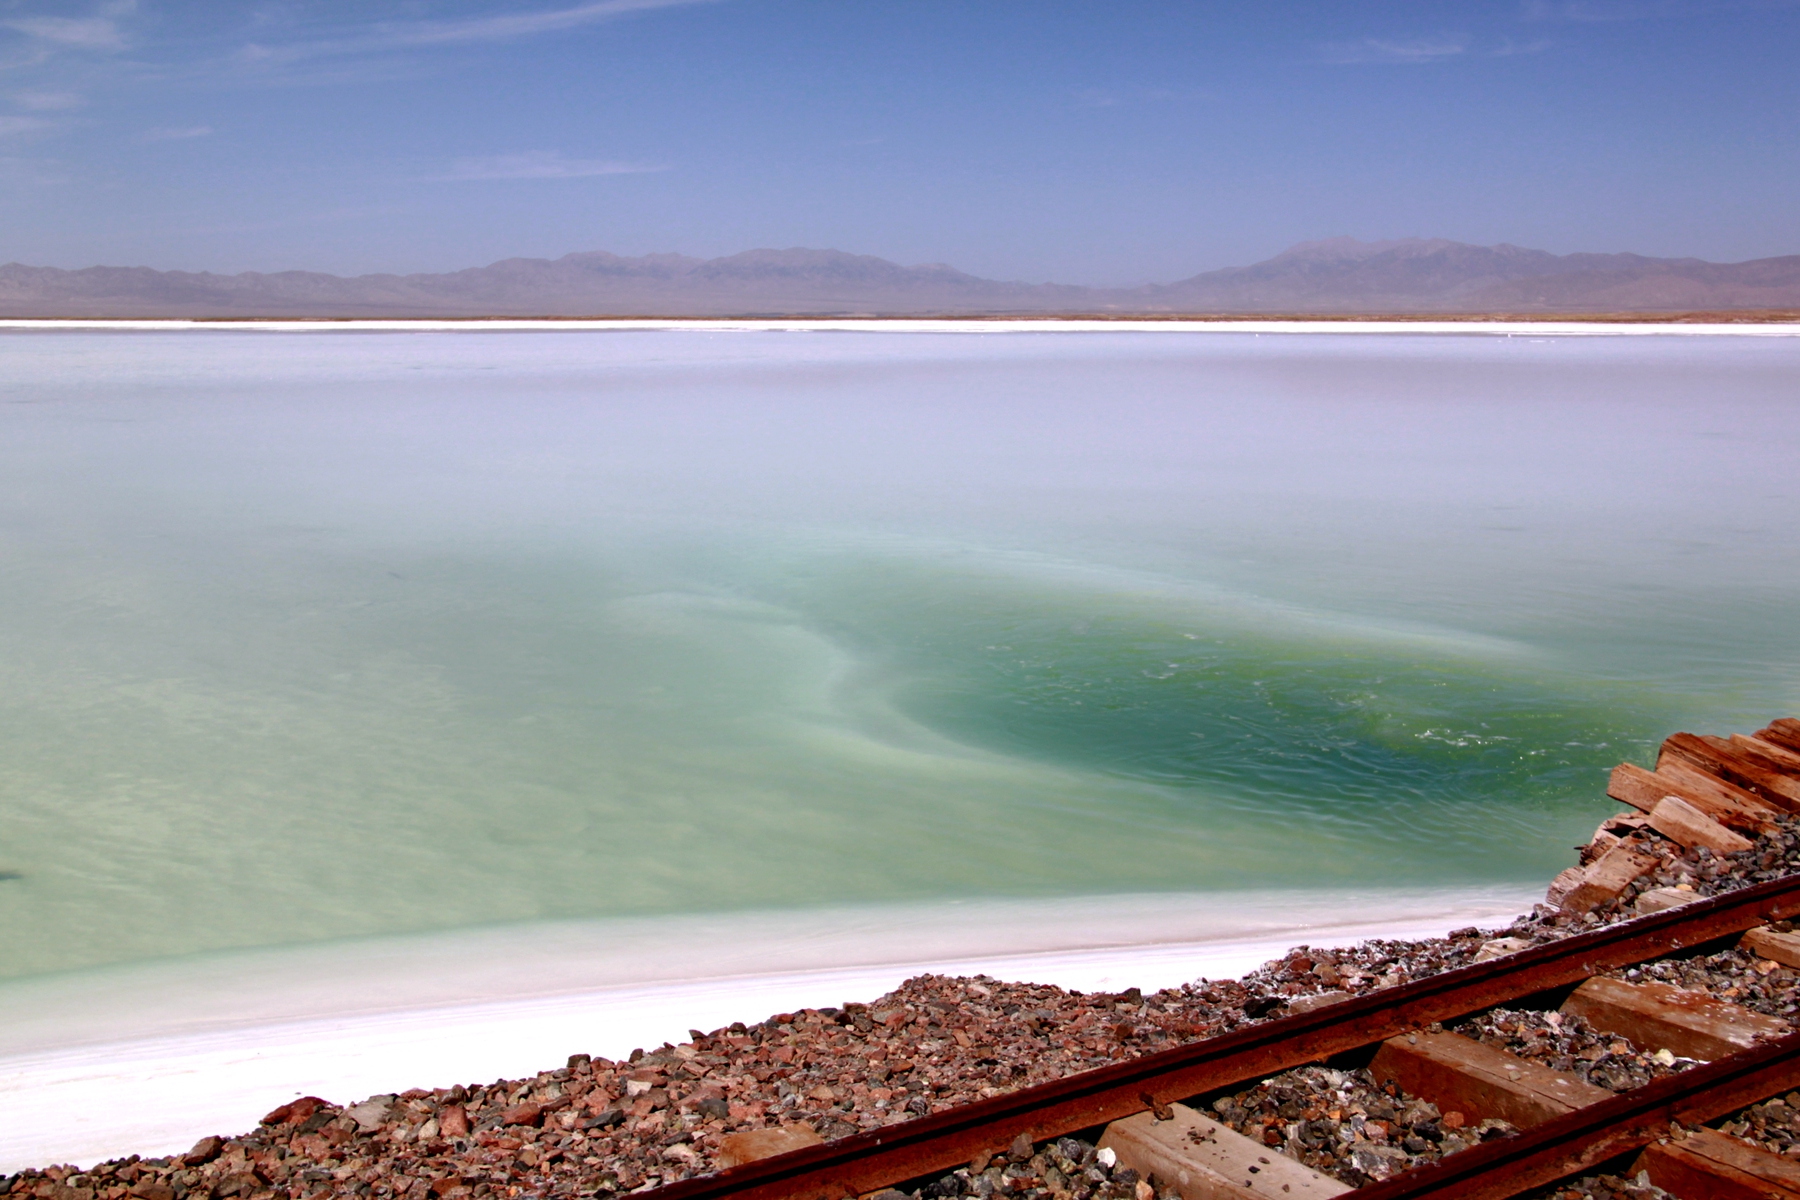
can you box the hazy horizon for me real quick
[7,233,1798,285]
[8,235,1800,318]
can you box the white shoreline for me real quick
[0,317,1797,335]
[0,887,1538,1171]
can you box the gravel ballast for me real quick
[6,805,1800,1200]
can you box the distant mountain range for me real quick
[3,238,1798,318]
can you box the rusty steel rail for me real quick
[1355,1026,1800,1200]
[645,872,1800,1200]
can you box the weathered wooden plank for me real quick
[1545,866,1585,910]
[1100,1103,1351,1200]
[1635,887,1703,915]
[1647,795,1755,856]
[1561,840,1661,915]
[1586,812,1649,855]
[1607,762,1778,833]
[1473,937,1534,963]
[1663,734,1800,805]
[1731,733,1800,778]
[1561,976,1790,1061]
[1658,756,1788,818]
[1742,926,1800,970]
[1635,1127,1800,1200]
[1697,732,1800,804]
[714,1126,822,1170]
[1369,1032,1610,1130]
[1348,1029,1800,1200]
[1660,733,1800,810]
[1741,732,1800,769]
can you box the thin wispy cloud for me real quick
[143,125,212,142]
[0,115,54,137]
[387,0,719,46]
[1522,0,1683,19]
[440,151,667,181]
[3,15,128,53]
[0,46,53,72]
[0,0,133,68]
[1521,0,1798,19]
[1321,35,1471,64]
[14,91,83,110]
[240,0,723,65]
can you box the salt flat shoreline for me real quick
[0,888,1538,1171]
[2,316,1800,335]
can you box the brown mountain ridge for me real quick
[2,238,1797,318]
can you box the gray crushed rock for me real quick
[1203,1063,1512,1185]
[1598,940,1800,1021]
[1710,1092,1800,1159]
[1447,1007,1693,1093]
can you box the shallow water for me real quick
[0,328,1796,986]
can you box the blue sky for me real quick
[0,0,1795,282]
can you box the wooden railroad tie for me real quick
[645,720,1800,1200]
[1102,950,1800,1199]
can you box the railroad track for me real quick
[646,720,1800,1200]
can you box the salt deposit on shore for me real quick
[0,887,1535,1171]
[2,317,1800,335]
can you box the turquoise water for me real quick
[1,329,1796,983]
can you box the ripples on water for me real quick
[0,329,1795,983]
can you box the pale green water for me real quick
[1,329,1796,983]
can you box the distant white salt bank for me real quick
[0,886,1535,1172]
[1,317,1798,335]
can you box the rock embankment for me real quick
[6,758,1800,1200]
